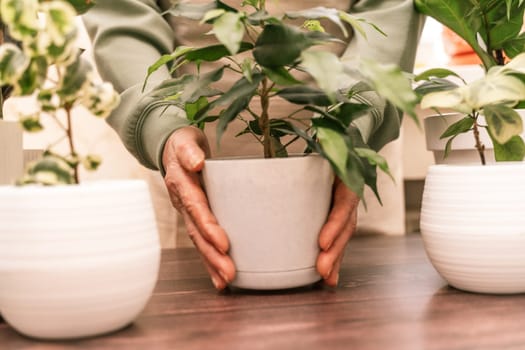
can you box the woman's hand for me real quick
[162,127,236,290]
[316,178,360,287]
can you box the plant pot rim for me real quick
[429,161,525,172]
[204,153,322,164]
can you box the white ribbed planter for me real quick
[0,180,160,339]
[420,163,525,294]
[202,154,333,290]
[0,120,23,185]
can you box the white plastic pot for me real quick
[0,180,160,339]
[202,154,334,290]
[420,163,525,294]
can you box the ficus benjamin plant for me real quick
[0,0,120,184]
[414,0,525,164]
[145,0,418,202]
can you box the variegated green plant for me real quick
[145,0,418,201]
[0,0,120,184]
[414,0,525,164]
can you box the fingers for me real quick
[163,128,229,254]
[317,211,356,284]
[317,178,359,286]
[182,212,236,290]
[162,127,235,290]
[318,178,360,251]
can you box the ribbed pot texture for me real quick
[420,163,525,294]
[0,180,160,339]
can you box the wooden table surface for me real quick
[2,233,525,350]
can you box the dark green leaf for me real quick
[355,147,393,181]
[58,56,91,98]
[492,135,525,161]
[216,95,251,145]
[440,116,474,139]
[66,0,96,14]
[414,78,459,98]
[414,68,465,82]
[253,23,319,67]
[185,42,254,62]
[262,66,302,86]
[180,66,224,102]
[277,86,332,106]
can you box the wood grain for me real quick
[2,234,525,350]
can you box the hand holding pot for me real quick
[162,127,236,290]
[316,178,359,287]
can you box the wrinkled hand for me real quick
[162,126,235,290]
[316,178,359,287]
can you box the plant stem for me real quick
[472,115,486,165]
[65,105,79,183]
[495,49,505,65]
[259,77,273,158]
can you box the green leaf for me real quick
[241,58,253,82]
[359,59,418,121]
[144,46,193,90]
[19,113,43,132]
[492,135,525,161]
[439,116,474,139]
[270,137,288,157]
[276,86,332,106]
[66,0,96,14]
[503,33,525,59]
[262,66,302,86]
[82,154,102,171]
[414,68,465,82]
[484,105,523,144]
[216,95,251,145]
[180,66,224,102]
[414,78,459,98]
[253,23,319,67]
[300,50,343,99]
[414,0,497,69]
[213,11,245,54]
[212,73,263,108]
[0,43,28,85]
[17,56,48,96]
[314,121,350,190]
[269,119,296,138]
[185,96,209,123]
[23,156,75,185]
[355,147,393,181]
[58,55,91,98]
[185,42,254,62]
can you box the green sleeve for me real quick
[82,0,189,172]
[346,0,425,150]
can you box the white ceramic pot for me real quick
[0,120,23,185]
[424,110,525,164]
[420,163,525,294]
[0,180,160,339]
[202,154,334,290]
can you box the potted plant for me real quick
[145,0,419,289]
[0,0,161,339]
[0,20,23,185]
[414,0,525,293]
